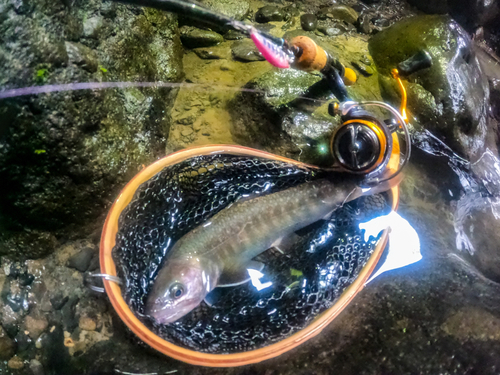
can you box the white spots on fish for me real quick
[359,211,422,284]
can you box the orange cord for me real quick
[391,69,408,122]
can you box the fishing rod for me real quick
[113,0,353,100]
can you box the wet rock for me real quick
[0,231,58,259]
[8,355,24,370]
[255,5,285,23]
[67,247,95,272]
[65,41,98,73]
[83,16,103,38]
[319,5,359,25]
[50,293,68,311]
[357,13,374,34]
[0,336,15,360]
[79,316,97,332]
[24,315,48,340]
[352,61,375,76]
[231,39,265,62]
[317,20,356,35]
[198,0,249,21]
[0,4,183,257]
[18,272,34,286]
[61,297,79,332]
[30,359,44,375]
[300,14,317,31]
[369,15,492,160]
[180,26,224,48]
[14,331,33,352]
[224,30,245,40]
[193,45,231,60]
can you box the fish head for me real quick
[145,257,217,324]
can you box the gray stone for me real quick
[180,26,224,48]
[198,0,249,21]
[319,5,359,25]
[193,45,231,60]
[231,39,265,62]
[255,5,285,23]
[50,293,68,311]
[67,247,95,272]
[65,42,98,73]
[0,336,15,360]
[61,297,79,332]
[82,16,103,38]
[300,14,318,31]
[224,30,245,40]
[357,13,374,34]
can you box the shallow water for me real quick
[1,0,500,373]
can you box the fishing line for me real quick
[0,81,329,104]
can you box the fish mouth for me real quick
[145,297,201,324]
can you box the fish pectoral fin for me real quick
[217,260,264,288]
[271,233,301,254]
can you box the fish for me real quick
[145,174,396,324]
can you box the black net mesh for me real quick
[112,153,391,353]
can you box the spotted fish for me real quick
[145,174,395,324]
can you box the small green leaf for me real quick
[99,65,108,73]
[34,149,46,154]
[290,268,303,277]
[403,328,406,333]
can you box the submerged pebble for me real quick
[231,39,265,62]
[193,45,231,60]
[180,26,224,48]
[67,247,95,272]
[300,14,318,31]
[24,315,48,340]
[0,336,15,360]
[7,355,24,370]
[255,5,285,23]
[319,5,359,24]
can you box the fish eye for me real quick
[169,282,185,299]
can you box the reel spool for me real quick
[328,100,411,187]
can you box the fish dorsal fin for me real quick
[218,260,264,287]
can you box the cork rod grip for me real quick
[290,36,328,72]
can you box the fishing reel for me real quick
[328,100,408,186]
[323,50,432,187]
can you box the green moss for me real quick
[35,67,49,84]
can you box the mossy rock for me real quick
[369,15,491,159]
[0,1,183,258]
